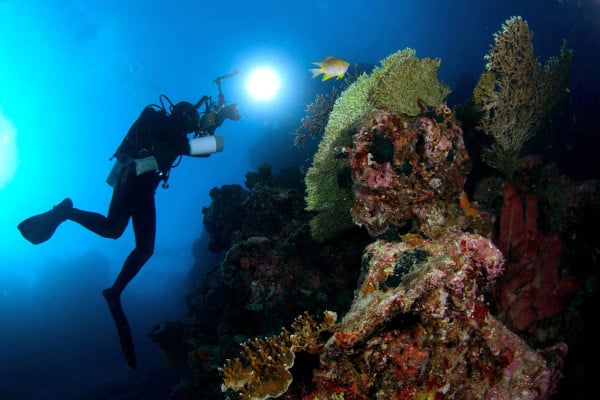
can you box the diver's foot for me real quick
[52,198,73,221]
[102,287,137,369]
[17,198,73,245]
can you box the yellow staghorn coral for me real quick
[473,16,572,178]
[220,311,337,399]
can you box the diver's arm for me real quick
[188,135,224,157]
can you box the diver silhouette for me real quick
[18,92,240,369]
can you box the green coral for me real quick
[372,48,450,116]
[304,48,450,241]
[304,72,374,241]
[473,16,572,179]
[472,71,495,105]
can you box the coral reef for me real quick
[202,165,307,253]
[164,165,369,399]
[245,163,277,189]
[473,16,572,178]
[202,184,248,252]
[293,64,364,147]
[220,311,337,399]
[293,87,341,148]
[348,105,483,238]
[196,166,368,337]
[305,232,566,399]
[153,16,600,400]
[370,49,450,117]
[305,48,450,241]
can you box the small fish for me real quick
[310,56,350,81]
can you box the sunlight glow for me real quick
[0,110,18,189]
[245,67,281,101]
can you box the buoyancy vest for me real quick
[112,106,189,174]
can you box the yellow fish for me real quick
[309,56,350,81]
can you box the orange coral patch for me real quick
[334,331,360,348]
[459,191,480,216]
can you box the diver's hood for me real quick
[172,101,200,133]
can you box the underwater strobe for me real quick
[188,69,241,156]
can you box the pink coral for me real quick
[304,231,566,399]
[349,107,471,238]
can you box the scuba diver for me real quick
[17,71,241,369]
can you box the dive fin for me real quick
[17,198,73,244]
[103,289,137,369]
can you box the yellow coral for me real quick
[474,16,572,177]
[220,336,295,400]
[220,311,337,399]
[305,48,450,241]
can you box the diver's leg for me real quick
[106,192,156,297]
[67,186,130,239]
[101,190,155,369]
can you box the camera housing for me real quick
[197,104,240,137]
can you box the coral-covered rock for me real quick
[304,48,451,241]
[349,106,474,238]
[173,166,370,398]
[201,166,308,253]
[202,184,248,252]
[214,221,368,338]
[304,231,566,399]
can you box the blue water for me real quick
[1,0,598,398]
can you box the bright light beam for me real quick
[245,67,280,101]
[0,110,18,189]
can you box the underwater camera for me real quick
[187,69,241,157]
[197,102,240,137]
[194,69,241,137]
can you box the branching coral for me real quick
[220,311,337,399]
[473,16,572,178]
[305,48,450,241]
[294,65,361,148]
[293,87,341,148]
[220,336,294,400]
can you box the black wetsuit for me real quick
[68,106,190,297]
